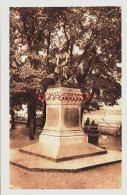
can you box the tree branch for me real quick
[46,30,51,69]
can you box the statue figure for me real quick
[54,45,69,83]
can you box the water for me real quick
[82,110,121,134]
[83,114,121,123]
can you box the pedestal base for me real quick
[10,149,121,172]
[19,132,107,162]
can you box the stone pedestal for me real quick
[20,84,107,161]
[39,85,83,139]
[41,86,82,131]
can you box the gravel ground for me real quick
[9,124,122,189]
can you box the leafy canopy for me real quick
[10,7,121,110]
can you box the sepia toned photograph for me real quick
[9,7,122,189]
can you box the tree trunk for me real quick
[26,104,36,130]
[81,107,84,123]
[33,104,36,133]
[42,100,46,129]
[26,104,30,127]
[28,103,35,140]
[28,93,36,140]
[81,88,95,123]
[81,102,85,123]
[70,42,73,66]
[46,30,51,70]
[29,118,35,140]
[10,109,15,130]
[26,117,30,127]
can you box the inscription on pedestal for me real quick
[64,108,79,128]
[47,108,59,127]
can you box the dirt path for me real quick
[9,124,121,189]
[10,163,121,189]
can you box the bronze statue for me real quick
[54,45,69,83]
[54,45,78,85]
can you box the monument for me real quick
[19,45,107,161]
[10,45,121,171]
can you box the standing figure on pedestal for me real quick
[54,45,69,83]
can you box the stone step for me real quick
[10,149,121,172]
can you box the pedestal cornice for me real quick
[45,85,83,104]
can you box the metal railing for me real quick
[82,122,121,135]
[98,122,121,135]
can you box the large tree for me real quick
[10,7,121,136]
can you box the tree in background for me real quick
[9,7,121,138]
